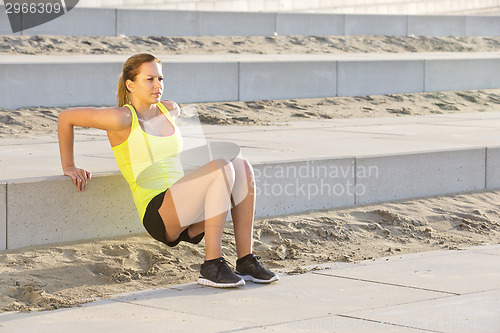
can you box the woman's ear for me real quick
[126,79,134,92]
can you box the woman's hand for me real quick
[63,166,92,192]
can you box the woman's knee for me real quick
[211,158,236,187]
[232,157,254,181]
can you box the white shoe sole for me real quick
[237,274,280,284]
[197,277,245,288]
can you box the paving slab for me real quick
[316,249,500,294]
[345,289,500,333]
[113,269,446,327]
[0,181,5,251]
[0,298,251,332]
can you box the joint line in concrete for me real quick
[313,272,460,296]
[485,146,488,189]
[5,182,8,250]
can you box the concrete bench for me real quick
[1,52,500,109]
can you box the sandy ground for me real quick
[1,189,499,313]
[0,34,499,313]
[1,35,499,55]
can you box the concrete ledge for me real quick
[1,6,499,37]
[465,15,500,36]
[199,11,276,36]
[239,60,337,101]
[276,13,345,36]
[486,146,500,189]
[0,182,5,251]
[345,14,407,36]
[22,8,117,36]
[6,174,141,250]
[337,59,424,96]
[408,15,466,36]
[116,9,200,36]
[2,52,500,109]
[425,58,500,92]
[2,145,496,250]
[356,148,486,205]
[253,158,355,217]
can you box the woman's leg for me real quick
[158,158,235,260]
[229,157,256,259]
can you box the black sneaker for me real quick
[197,257,245,288]
[235,254,279,283]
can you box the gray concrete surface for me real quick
[0,245,498,332]
[2,6,500,37]
[2,52,500,109]
[1,111,500,250]
[0,182,5,251]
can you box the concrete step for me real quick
[2,112,500,251]
[1,6,499,37]
[2,52,500,109]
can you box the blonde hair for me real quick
[117,53,161,107]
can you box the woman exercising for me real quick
[58,53,278,288]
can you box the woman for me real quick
[58,53,278,288]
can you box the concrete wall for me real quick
[2,53,500,109]
[486,146,500,189]
[356,149,486,205]
[6,174,141,249]
[425,58,500,92]
[1,6,500,37]
[253,158,355,217]
[337,59,424,97]
[0,182,5,251]
[239,60,337,101]
[2,146,495,250]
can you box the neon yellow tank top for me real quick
[112,102,184,221]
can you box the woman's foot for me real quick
[235,254,279,283]
[197,257,245,288]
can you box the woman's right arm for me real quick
[58,107,127,191]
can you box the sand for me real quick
[0,34,499,313]
[1,35,499,55]
[1,189,499,313]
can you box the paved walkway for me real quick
[0,244,498,332]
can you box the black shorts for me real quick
[142,189,179,247]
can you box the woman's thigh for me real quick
[157,159,234,241]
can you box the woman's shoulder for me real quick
[160,100,181,120]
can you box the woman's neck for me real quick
[129,98,158,121]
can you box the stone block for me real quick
[0,60,122,109]
[163,60,239,103]
[21,8,116,36]
[0,182,5,251]
[486,146,500,189]
[465,15,500,36]
[6,174,142,250]
[408,15,466,36]
[276,13,345,36]
[199,11,276,36]
[356,148,486,205]
[239,60,337,101]
[117,9,199,36]
[345,14,407,36]
[337,59,424,97]
[253,158,355,218]
[425,58,500,92]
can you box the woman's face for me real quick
[127,61,164,104]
